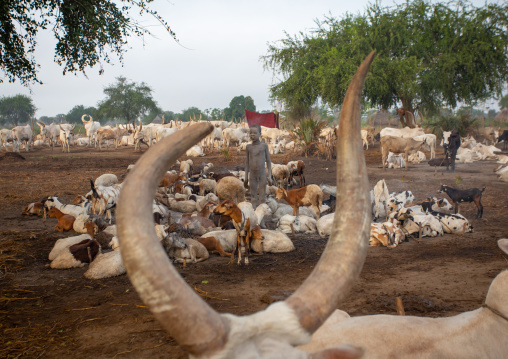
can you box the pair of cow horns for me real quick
[116,51,375,356]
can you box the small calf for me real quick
[48,207,76,232]
[438,184,485,218]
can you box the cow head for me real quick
[116,52,375,358]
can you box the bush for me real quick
[292,117,328,157]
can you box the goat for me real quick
[213,199,257,265]
[371,179,390,220]
[159,171,187,194]
[22,202,43,216]
[44,196,88,218]
[50,238,101,269]
[369,222,406,248]
[275,184,323,219]
[277,214,317,234]
[164,232,209,264]
[216,176,246,204]
[198,178,217,196]
[438,184,485,218]
[272,164,290,188]
[196,236,232,257]
[287,160,306,187]
[48,207,76,232]
[90,180,122,222]
[84,250,126,279]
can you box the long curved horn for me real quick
[285,51,375,333]
[116,123,229,355]
[117,52,375,356]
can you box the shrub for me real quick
[292,117,328,157]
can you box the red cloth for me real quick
[245,109,279,129]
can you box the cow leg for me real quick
[454,203,459,214]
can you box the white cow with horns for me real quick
[116,52,507,358]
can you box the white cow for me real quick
[59,124,75,152]
[0,129,14,150]
[81,115,101,147]
[36,121,60,150]
[379,126,424,138]
[413,133,437,159]
[222,127,249,147]
[11,124,33,152]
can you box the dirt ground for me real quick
[1,142,507,358]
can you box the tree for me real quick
[98,77,158,124]
[262,0,508,124]
[66,105,98,124]
[500,94,508,110]
[0,1,176,85]
[181,107,204,122]
[205,108,226,121]
[0,94,36,125]
[227,95,256,121]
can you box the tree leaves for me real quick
[0,0,177,85]
[97,76,158,124]
[0,95,36,126]
[262,0,508,118]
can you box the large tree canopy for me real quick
[0,0,176,85]
[0,94,36,126]
[98,77,158,124]
[224,95,256,121]
[262,0,508,121]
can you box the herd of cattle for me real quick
[1,115,507,180]
[5,113,507,273]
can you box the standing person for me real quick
[244,124,272,208]
[446,129,461,172]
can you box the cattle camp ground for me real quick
[0,128,507,358]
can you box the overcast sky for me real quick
[1,0,501,118]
